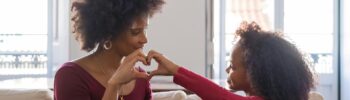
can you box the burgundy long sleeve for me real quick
[174,67,263,100]
[54,62,152,100]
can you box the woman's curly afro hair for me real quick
[71,0,164,52]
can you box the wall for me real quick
[145,0,206,75]
[52,0,70,71]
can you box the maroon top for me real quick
[174,67,263,100]
[54,62,152,100]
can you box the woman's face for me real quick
[113,17,148,56]
[226,46,251,91]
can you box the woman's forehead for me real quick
[131,16,149,29]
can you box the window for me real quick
[213,0,274,79]
[345,1,350,40]
[0,0,49,80]
[284,1,336,100]
[225,0,274,55]
[284,0,334,74]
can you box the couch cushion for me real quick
[0,89,53,100]
[152,90,187,100]
[186,94,202,100]
[309,91,324,100]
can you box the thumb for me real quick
[133,71,149,79]
[149,70,162,76]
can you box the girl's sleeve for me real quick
[173,67,261,100]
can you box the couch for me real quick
[0,89,323,100]
[0,89,199,100]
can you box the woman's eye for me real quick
[130,29,144,35]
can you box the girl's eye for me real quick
[231,65,237,70]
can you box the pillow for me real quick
[0,89,53,100]
[186,94,202,100]
[309,91,324,100]
[152,90,187,100]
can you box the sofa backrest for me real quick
[0,89,53,100]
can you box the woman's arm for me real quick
[101,82,121,100]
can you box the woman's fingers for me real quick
[128,49,144,57]
[122,49,148,68]
[131,56,148,66]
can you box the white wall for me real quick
[55,0,208,76]
[52,0,90,72]
[52,0,70,71]
[145,0,206,75]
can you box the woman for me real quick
[146,22,315,100]
[54,0,164,100]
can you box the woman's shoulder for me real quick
[55,62,86,77]
[58,62,82,71]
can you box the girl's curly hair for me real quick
[71,0,164,52]
[235,21,315,100]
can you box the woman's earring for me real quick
[103,41,112,50]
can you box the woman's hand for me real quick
[108,49,149,87]
[147,50,180,76]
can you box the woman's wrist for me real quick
[107,80,122,90]
[102,81,121,100]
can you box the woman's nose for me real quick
[140,32,148,44]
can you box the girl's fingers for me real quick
[146,50,155,64]
[133,71,149,79]
[149,70,159,76]
[147,50,163,63]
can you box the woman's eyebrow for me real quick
[131,25,148,30]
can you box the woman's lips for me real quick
[135,46,144,50]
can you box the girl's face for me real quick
[226,47,251,92]
[113,17,148,56]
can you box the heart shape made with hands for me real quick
[112,50,178,86]
[129,50,177,78]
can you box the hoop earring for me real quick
[103,41,112,50]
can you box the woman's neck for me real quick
[89,48,122,70]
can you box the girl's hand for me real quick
[147,50,180,76]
